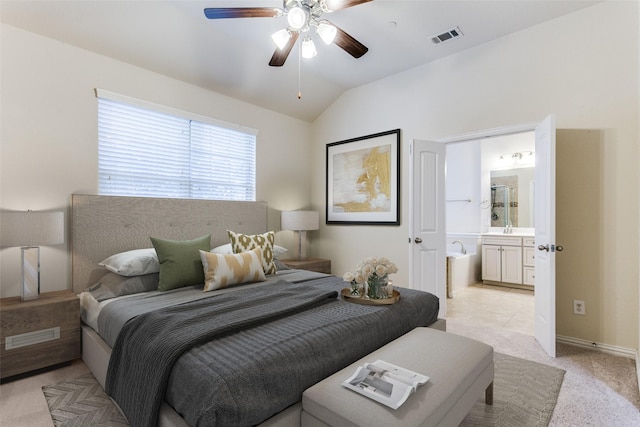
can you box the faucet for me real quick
[504,223,513,234]
[452,240,467,254]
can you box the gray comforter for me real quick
[105,275,439,427]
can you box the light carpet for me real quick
[43,353,564,427]
[461,352,564,426]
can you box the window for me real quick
[96,90,257,201]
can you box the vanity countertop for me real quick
[482,232,535,237]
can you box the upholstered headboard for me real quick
[71,194,268,293]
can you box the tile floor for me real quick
[446,282,535,336]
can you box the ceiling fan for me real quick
[204,0,372,67]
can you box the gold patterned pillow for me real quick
[227,230,277,275]
[199,248,266,291]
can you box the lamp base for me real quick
[294,230,310,260]
[21,246,40,301]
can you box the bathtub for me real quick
[446,232,482,298]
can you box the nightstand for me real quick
[280,258,331,274]
[0,290,80,381]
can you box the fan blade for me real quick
[204,8,281,19]
[269,32,300,67]
[333,25,368,58]
[325,0,373,12]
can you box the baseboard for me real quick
[557,334,636,359]
[637,350,640,399]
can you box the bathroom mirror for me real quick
[489,167,535,228]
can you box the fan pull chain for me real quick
[297,39,302,99]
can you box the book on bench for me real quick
[341,359,429,409]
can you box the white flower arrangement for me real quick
[343,257,398,285]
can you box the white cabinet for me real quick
[482,235,534,287]
[481,245,502,282]
[522,237,536,285]
[501,245,523,284]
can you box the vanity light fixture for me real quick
[499,151,534,166]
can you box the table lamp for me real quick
[0,210,65,301]
[281,210,319,260]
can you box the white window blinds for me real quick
[97,92,256,201]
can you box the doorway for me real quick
[411,117,557,356]
[445,132,536,335]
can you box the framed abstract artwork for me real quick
[326,129,400,225]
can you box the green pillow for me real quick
[150,235,211,291]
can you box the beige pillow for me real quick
[199,248,266,292]
[227,230,277,275]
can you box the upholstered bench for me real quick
[301,327,493,427]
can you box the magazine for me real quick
[341,359,429,409]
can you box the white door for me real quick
[534,115,557,357]
[410,140,446,318]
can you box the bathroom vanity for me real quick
[481,233,535,289]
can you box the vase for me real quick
[367,275,388,299]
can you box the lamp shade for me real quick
[281,211,319,231]
[271,28,291,50]
[301,37,317,59]
[0,211,65,247]
[287,6,307,29]
[317,21,337,45]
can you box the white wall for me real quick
[445,141,481,233]
[311,1,639,350]
[0,24,313,298]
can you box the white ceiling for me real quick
[1,0,599,122]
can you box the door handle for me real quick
[414,238,423,244]
[538,244,564,252]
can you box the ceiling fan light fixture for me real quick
[301,37,317,58]
[287,6,308,30]
[271,28,292,50]
[316,21,337,45]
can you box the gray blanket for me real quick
[167,276,438,426]
[105,280,339,427]
[97,269,329,347]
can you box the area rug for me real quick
[460,352,565,426]
[42,373,127,426]
[43,352,564,427]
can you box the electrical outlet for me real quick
[573,300,586,315]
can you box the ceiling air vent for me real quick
[431,26,463,44]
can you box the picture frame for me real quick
[326,129,400,225]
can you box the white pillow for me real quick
[212,243,288,257]
[98,248,159,276]
[200,248,266,291]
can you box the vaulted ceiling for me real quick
[0,0,599,121]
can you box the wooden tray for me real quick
[341,288,400,305]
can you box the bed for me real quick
[71,194,443,427]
